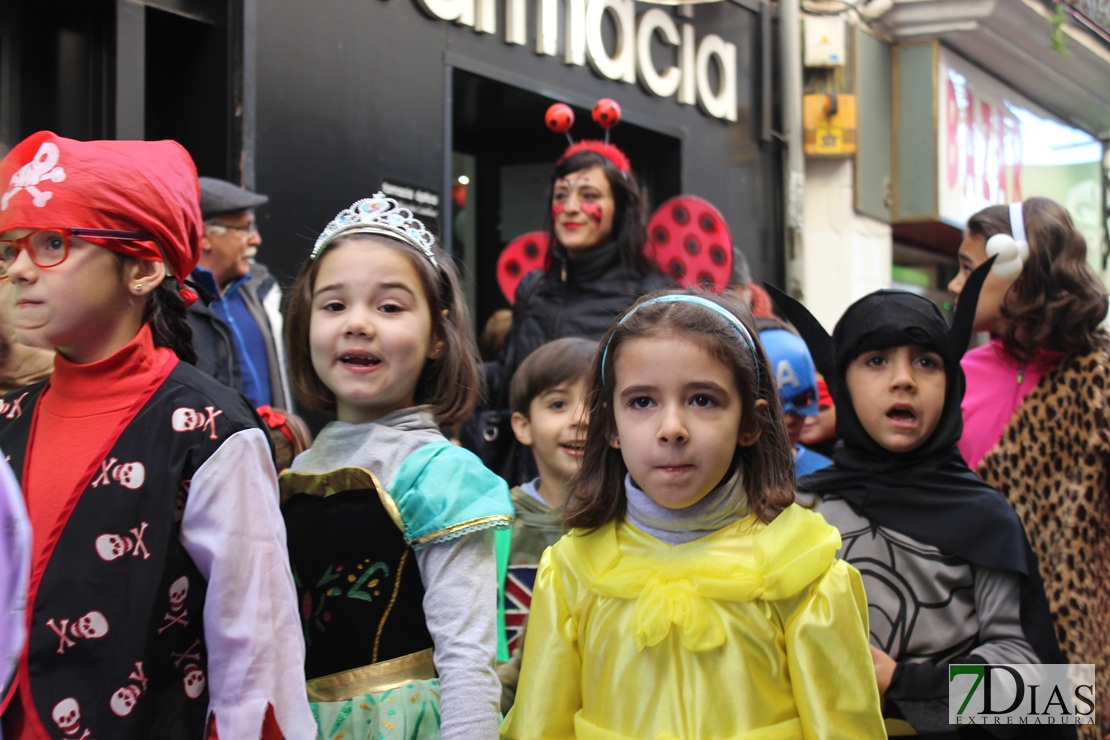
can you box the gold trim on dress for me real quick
[372,549,409,663]
[306,648,437,702]
[279,466,405,533]
[410,514,514,548]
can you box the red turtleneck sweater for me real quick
[25,325,176,572]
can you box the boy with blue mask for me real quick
[759,324,832,477]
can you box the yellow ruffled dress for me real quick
[501,504,886,739]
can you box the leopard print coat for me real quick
[977,346,1110,736]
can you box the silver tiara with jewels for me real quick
[311,192,438,267]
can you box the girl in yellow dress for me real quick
[501,291,886,739]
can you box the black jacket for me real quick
[490,241,674,405]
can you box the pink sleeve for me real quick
[958,343,1053,470]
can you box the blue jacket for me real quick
[186,262,292,410]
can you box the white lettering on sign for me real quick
[586,0,636,84]
[380,181,441,218]
[419,0,474,26]
[565,0,588,64]
[937,47,1029,224]
[636,9,681,99]
[414,0,738,121]
[381,182,415,200]
[695,32,736,121]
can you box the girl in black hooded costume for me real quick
[768,262,1072,740]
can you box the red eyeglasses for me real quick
[0,228,155,279]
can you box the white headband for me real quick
[985,201,1028,282]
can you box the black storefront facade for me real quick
[1,0,782,329]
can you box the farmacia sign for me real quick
[415,0,738,122]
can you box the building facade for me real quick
[1,0,785,330]
[794,0,1110,328]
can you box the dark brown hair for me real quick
[509,337,598,415]
[144,278,197,364]
[543,149,651,276]
[113,255,197,364]
[285,234,480,425]
[967,196,1108,363]
[564,290,795,530]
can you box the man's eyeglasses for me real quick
[0,228,155,279]
[210,221,258,236]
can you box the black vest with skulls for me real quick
[0,363,262,740]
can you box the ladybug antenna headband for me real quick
[546,99,631,174]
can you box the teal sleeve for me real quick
[391,440,514,549]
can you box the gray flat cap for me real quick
[198,176,269,220]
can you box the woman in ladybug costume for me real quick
[0,132,315,740]
[480,102,674,483]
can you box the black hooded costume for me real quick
[767,265,1072,740]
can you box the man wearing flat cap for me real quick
[187,176,292,410]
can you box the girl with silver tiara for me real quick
[280,194,513,739]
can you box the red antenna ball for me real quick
[592,99,621,129]
[546,103,575,134]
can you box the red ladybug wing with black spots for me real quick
[497,231,551,304]
[645,195,733,293]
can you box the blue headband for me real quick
[600,294,762,388]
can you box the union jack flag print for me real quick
[504,564,538,654]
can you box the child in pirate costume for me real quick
[280,194,514,739]
[0,132,315,739]
[769,264,1070,739]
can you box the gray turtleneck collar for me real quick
[624,469,749,545]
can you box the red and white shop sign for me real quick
[937,47,1028,225]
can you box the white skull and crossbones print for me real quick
[46,611,109,655]
[91,458,146,490]
[158,576,190,634]
[1,141,67,210]
[94,521,150,562]
[51,697,86,737]
[171,406,222,440]
[109,661,149,717]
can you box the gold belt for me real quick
[306,648,437,702]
